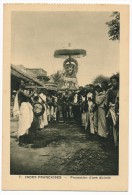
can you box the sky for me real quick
[11,11,119,86]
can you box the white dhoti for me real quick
[18,102,33,137]
[89,112,95,134]
[98,107,108,138]
[86,100,97,134]
[39,104,48,128]
[44,104,48,126]
[82,112,87,129]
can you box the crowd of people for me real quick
[12,73,119,149]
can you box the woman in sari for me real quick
[95,84,108,138]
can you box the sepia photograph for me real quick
[2,4,129,191]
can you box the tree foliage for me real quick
[92,74,110,85]
[50,70,63,84]
[92,73,119,85]
[106,12,120,41]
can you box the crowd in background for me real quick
[12,73,119,149]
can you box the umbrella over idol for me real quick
[54,43,86,90]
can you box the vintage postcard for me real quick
[2,4,129,191]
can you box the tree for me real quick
[50,70,63,84]
[92,74,110,85]
[106,12,120,41]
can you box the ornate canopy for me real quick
[54,49,86,59]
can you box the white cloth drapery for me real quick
[17,102,33,137]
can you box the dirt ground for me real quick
[10,119,118,175]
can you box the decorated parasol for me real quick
[54,49,86,59]
[54,44,86,91]
[54,43,86,59]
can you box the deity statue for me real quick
[54,45,86,90]
[63,58,78,78]
[61,58,79,89]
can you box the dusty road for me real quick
[10,120,118,175]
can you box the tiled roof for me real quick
[11,64,43,86]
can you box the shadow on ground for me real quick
[10,121,118,175]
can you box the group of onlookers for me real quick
[79,75,119,148]
[12,73,119,148]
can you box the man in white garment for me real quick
[13,80,36,145]
[39,90,48,127]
